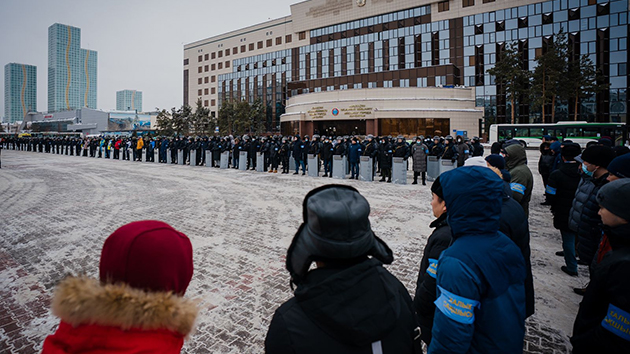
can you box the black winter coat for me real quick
[546,162,581,231]
[321,142,334,160]
[413,214,451,346]
[571,223,630,353]
[568,173,609,265]
[265,258,420,354]
[378,143,393,168]
[499,182,535,318]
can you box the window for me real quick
[204,76,209,83]
[204,100,209,107]
[198,89,202,96]
[286,34,292,43]
[198,78,202,84]
[211,99,216,106]
[204,65,209,72]
[241,45,246,53]
[198,66,203,73]
[276,37,282,45]
[204,88,209,95]
[225,48,230,56]
[298,31,306,40]
[463,0,474,7]
[482,0,494,3]
[530,128,544,138]
[249,43,254,51]
[233,47,238,54]
[438,1,449,12]
[266,39,272,47]
[218,51,223,58]
[218,62,223,69]
[225,61,230,68]
[198,55,203,62]
[211,76,216,82]
[515,128,529,137]
[211,64,216,70]
[258,41,263,49]
[211,87,216,94]
[499,128,513,140]
[204,54,209,61]
[184,58,189,65]
[211,52,216,59]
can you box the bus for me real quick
[488,122,628,148]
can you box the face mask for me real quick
[582,163,594,177]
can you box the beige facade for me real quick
[281,87,482,137]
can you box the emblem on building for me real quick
[356,0,366,7]
[332,108,340,116]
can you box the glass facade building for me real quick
[116,90,143,111]
[186,0,629,132]
[4,63,37,123]
[48,23,97,112]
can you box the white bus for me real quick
[488,122,628,148]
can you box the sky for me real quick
[0,0,297,116]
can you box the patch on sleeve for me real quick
[434,286,479,325]
[427,258,438,279]
[545,185,557,195]
[510,182,526,195]
[602,303,630,341]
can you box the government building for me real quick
[183,0,629,137]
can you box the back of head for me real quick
[99,220,194,295]
[286,185,393,283]
[439,167,504,237]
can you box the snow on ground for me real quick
[0,148,580,353]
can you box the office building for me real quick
[184,0,629,136]
[116,90,143,111]
[48,23,97,112]
[4,63,37,124]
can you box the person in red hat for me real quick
[42,220,197,354]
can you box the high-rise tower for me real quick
[4,63,37,123]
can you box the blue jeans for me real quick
[561,229,578,273]
[350,162,359,178]
[324,159,332,174]
[295,159,306,173]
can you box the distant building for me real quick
[48,23,97,112]
[116,90,143,111]
[4,63,37,124]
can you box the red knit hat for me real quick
[99,221,194,295]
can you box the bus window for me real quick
[546,129,561,139]
[515,127,529,137]
[566,128,580,137]
[582,128,600,139]
[614,129,625,146]
[530,127,544,138]
[499,128,513,140]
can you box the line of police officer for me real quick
[1,134,484,182]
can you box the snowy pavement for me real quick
[0,149,582,353]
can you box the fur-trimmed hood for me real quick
[51,276,198,336]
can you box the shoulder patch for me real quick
[602,303,630,341]
[434,286,480,325]
[427,258,438,279]
[510,182,526,195]
[545,185,557,195]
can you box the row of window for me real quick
[191,32,307,65]
[197,61,231,73]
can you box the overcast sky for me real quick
[0,0,296,116]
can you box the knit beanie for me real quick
[99,220,194,295]
[575,145,616,168]
[597,179,630,222]
[431,176,444,199]
[485,154,506,170]
[607,153,630,179]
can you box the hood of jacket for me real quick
[51,276,198,336]
[440,166,503,238]
[505,144,527,170]
[605,223,630,250]
[294,258,403,346]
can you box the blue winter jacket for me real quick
[347,143,363,163]
[429,166,526,354]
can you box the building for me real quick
[184,0,629,136]
[48,23,97,112]
[116,90,143,111]
[4,63,37,124]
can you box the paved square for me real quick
[0,149,583,353]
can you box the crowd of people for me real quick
[4,132,630,353]
[0,133,485,183]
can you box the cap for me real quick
[597,179,630,221]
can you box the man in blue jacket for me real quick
[347,138,362,179]
[429,166,527,354]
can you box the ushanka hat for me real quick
[286,185,393,283]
